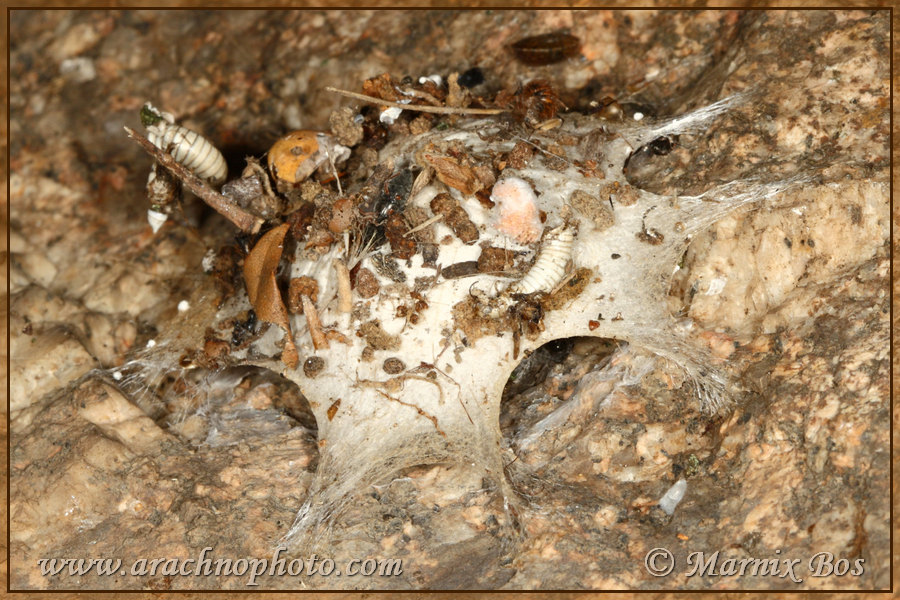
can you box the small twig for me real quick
[511,133,577,169]
[245,158,275,199]
[404,213,443,237]
[125,126,264,234]
[323,144,343,196]
[325,86,505,116]
[301,294,329,350]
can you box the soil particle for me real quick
[328,106,364,147]
[477,246,518,274]
[354,267,381,299]
[287,276,319,314]
[430,192,479,244]
[358,319,401,351]
[569,189,614,231]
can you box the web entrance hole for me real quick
[500,336,618,443]
[154,365,319,454]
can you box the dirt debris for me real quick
[358,319,400,351]
[430,192,479,244]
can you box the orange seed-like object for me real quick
[267,130,349,185]
[267,130,320,184]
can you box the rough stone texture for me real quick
[8,9,889,593]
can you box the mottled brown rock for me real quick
[303,356,325,378]
[409,114,433,135]
[203,337,230,359]
[506,140,534,170]
[362,72,400,102]
[9,9,888,592]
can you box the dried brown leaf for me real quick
[243,223,298,368]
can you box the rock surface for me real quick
[8,9,889,592]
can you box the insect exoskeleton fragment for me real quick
[267,130,350,185]
[140,103,227,185]
[507,224,576,295]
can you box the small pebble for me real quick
[59,57,96,82]
[418,74,443,86]
[201,248,217,273]
[177,300,190,312]
[303,356,325,378]
[380,106,404,125]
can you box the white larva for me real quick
[142,103,227,185]
[507,225,575,295]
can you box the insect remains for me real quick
[647,136,674,155]
[141,103,227,185]
[144,163,180,234]
[130,104,267,234]
[636,227,665,245]
[509,80,566,127]
[507,224,575,295]
[636,209,664,245]
[126,125,264,234]
[267,130,350,192]
[509,32,582,66]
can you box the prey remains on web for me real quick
[124,68,810,553]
